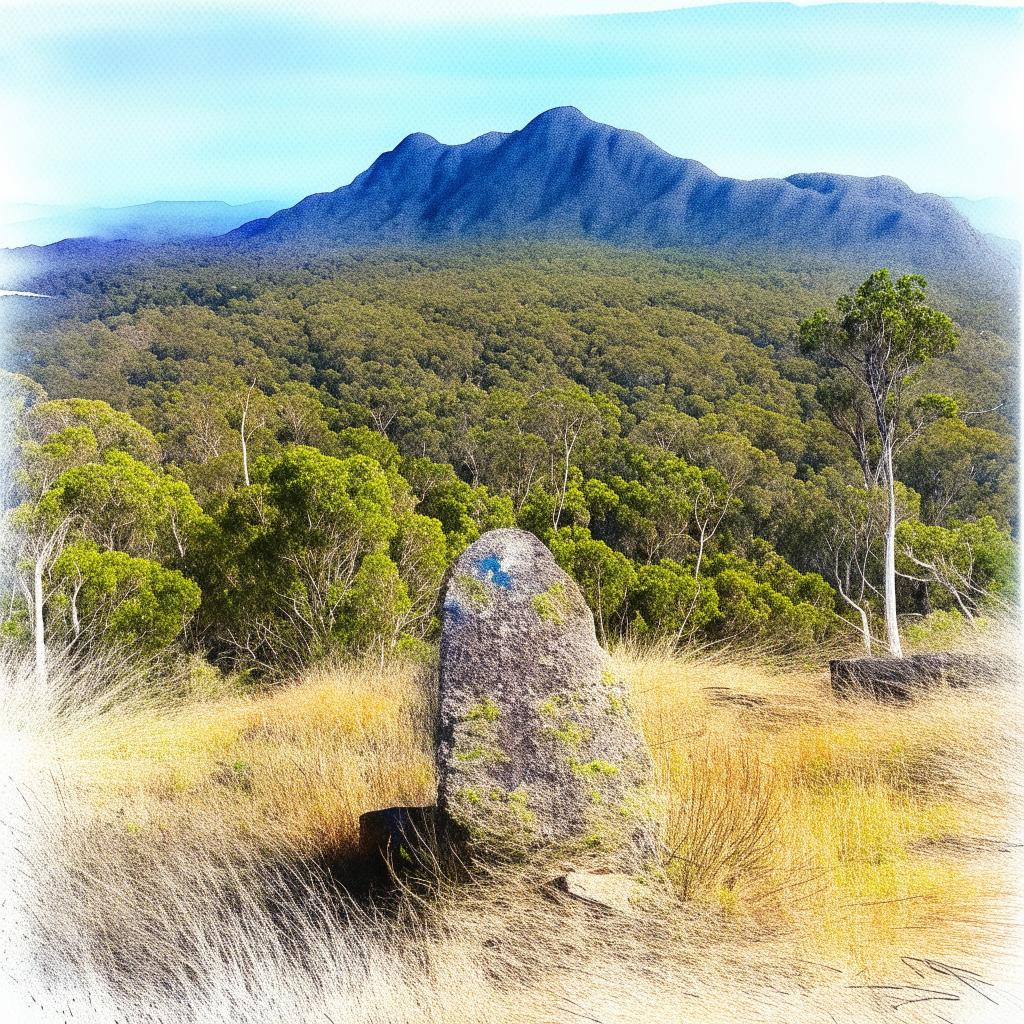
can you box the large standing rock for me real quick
[437,528,661,868]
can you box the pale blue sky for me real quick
[1,2,1020,207]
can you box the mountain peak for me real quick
[393,131,440,152]
[524,105,593,128]
[518,106,607,142]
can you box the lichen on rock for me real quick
[437,528,662,868]
[531,581,573,625]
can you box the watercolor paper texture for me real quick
[1,2,1021,1021]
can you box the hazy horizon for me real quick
[2,106,1020,249]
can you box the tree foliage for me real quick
[800,270,966,655]
[51,543,201,656]
[3,245,1016,671]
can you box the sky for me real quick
[0,1,1021,210]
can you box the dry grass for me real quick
[621,641,1021,968]
[54,659,436,862]
[3,629,1022,1022]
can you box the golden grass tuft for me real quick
[55,659,436,860]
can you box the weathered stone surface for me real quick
[437,528,661,867]
[553,870,638,913]
[830,652,991,699]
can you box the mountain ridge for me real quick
[224,107,1002,273]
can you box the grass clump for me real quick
[48,657,436,861]
[620,639,1018,968]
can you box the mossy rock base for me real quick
[438,529,662,870]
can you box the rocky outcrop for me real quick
[358,805,440,867]
[437,528,662,868]
[553,870,639,914]
[830,652,991,699]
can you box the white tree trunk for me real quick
[552,423,578,532]
[882,445,903,657]
[856,604,872,655]
[33,554,46,684]
[240,404,251,487]
[70,581,82,639]
[835,578,873,656]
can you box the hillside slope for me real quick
[1,200,285,248]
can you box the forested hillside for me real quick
[3,243,1018,671]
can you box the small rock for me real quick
[437,528,662,868]
[554,870,638,914]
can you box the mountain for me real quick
[0,199,285,248]
[227,107,1002,272]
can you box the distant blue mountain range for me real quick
[946,196,1020,241]
[225,107,1006,272]
[0,199,284,248]
[2,108,1015,280]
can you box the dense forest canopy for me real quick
[2,243,1018,671]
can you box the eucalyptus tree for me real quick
[5,401,205,676]
[800,271,958,656]
[896,516,1015,621]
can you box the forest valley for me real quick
[1,243,1018,677]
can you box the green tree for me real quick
[16,398,161,501]
[800,270,959,656]
[51,543,200,657]
[401,456,514,550]
[24,398,161,467]
[8,408,203,677]
[518,471,590,541]
[7,500,73,682]
[340,552,411,662]
[707,549,835,650]
[896,516,1015,620]
[527,385,619,531]
[200,445,400,668]
[390,511,449,640]
[629,559,719,642]
[796,469,886,653]
[900,417,1015,528]
[37,450,208,562]
[549,526,636,643]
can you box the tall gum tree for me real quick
[800,270,958,657]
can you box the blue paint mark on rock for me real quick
[444,596,466,625]
[474,553,513,591]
